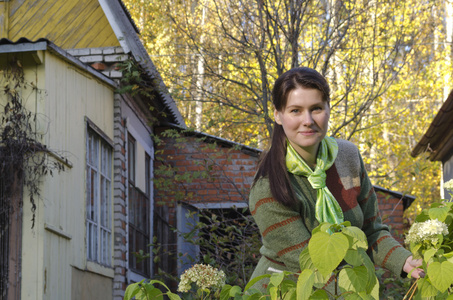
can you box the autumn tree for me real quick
[125,0,449,216]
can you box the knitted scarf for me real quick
[286,137,344,225]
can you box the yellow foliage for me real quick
[124,0,450,216]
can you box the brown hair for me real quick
[253,67,330,207]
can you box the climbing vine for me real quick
[0,57,64,228]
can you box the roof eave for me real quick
[0,38,117,89]
[411,90,453,162]
[98,0,186,128]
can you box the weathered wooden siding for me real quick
[6,0,119,48]
[13,50,115,300]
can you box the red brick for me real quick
[91,62,107,71]
[187,166,204,171]
[175,160,191,166]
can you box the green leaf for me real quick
[410,243,422,259]
[309,289,329,299]
[167,292,181,300]
[269,286,278,300]
[299,247,328,287]
[356,249,378,292]
[338,266,368,293]
[269,272,285,287]
[220,285,232,300]
[229,285,242,296]
[309,231,349,278]
[414,211,430,223]
[244,274,271,292]
[368,276,380,300]
[246,293,263,300]
[428,207,450,222]
[143,288,164,300]
[296,269,315,300]
[124,280,145,300]
[427,261,453,292]
[344,249,363,266]
[312,222,331,235]
[341,226,368,250]
[282,287,296,300]
[423,248,437,263]
[149,279,171,291]
[418,277,438,298]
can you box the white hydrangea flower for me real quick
[444,179,453,192]
[405,219,449,245]
[177,264,226,293]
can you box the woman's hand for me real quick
[403,256,424,278]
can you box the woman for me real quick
[248,67,422,292]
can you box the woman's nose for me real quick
[301,112,314,126]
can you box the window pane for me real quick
[86,127,112,266]
[128,185,150,276]
[128,134,135,184]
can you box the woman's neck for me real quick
[290,142,319,170]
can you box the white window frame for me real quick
[86,121,113,267]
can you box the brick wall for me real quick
[112,94,128,300]
[375,188,412,245]
[66,46,127,80]
[152,127,260,281]
[153,127,260,207]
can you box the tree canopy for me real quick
[124,0,450,217]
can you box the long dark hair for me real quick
[253,67,331,207]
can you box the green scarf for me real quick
[286,137,344,225]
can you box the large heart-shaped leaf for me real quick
[309,289,329,299]
[427,261,453,292]
[344,249,363,267]
[299,247,328,287]
[418,277,438,298]
[356,248,379,292]
[338,266,368,293]
[309,231,349,278]
[429,207,450,222]
[296,269,315,300]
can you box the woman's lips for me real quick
[299,130,317,136]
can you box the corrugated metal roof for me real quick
[100,0,186,127]
[117,0,140,34]
[411,90,453,162]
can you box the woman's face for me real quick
[274,87,330,161]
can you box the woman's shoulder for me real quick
[249,177,273,205]
[251,176,271,193]
[332,138,362,172]
[334,138,359,153]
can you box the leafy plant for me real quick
[0,57,65,227]
[125,222,381,299]
[403,181,453,299]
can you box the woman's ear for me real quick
[274,109,282,125]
